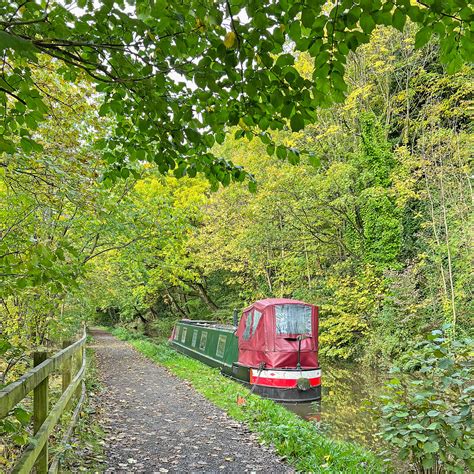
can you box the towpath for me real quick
[89,329,293,473]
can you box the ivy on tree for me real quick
[0,0,472,188]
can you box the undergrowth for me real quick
[112,327,388,473]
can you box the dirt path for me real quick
[90,330,293,473]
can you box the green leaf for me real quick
[415,27,432,49]
[254,12,267,29]
[301,8,315,28]
[20,137,33,153]
[276,53,295,68]
[121,168,130,178]
[14,407,32,426]
[392,9,406,32]
[422,456,435,469]
[288,21,301,41]
[0,31,35,52]
[0,138,15,154]
[446,54,463,74]
[12,433,29,445]
[215,132,225,144]
[290,114,305,132]
[16,278,30,289]
[266,143,275,156]
[259,132,270,144]
[271,90,284,107]
[424,441,439,453]
[234,129,245,140]
[0,338,12,356]
[308,154,320,168]
[276,145,287,160]
[360,14,375,34]
[287,149,299,164]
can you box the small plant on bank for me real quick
[379,327,473,473]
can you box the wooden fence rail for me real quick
[0,328,87,473]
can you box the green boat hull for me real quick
[170,321,238,371]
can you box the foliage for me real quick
[1,1,472,185]
[112,327,387,473]
[2,24,472,370]
[320,265,385,359]
[0,406,32,469]
[0,7,472,471]
[379,327,473,473]
[0,335,29,386]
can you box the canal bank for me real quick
[110,327,387,473]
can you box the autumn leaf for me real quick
[223,31,236,48]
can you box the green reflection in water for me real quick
[283,361,386,451]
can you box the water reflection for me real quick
[283,361,385,451]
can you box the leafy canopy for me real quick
[1,0,472,187]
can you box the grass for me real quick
[111,327,389,473]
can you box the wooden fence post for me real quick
[33,351,49,474]
[74,343,83,401]
[62,341,72,392]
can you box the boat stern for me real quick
[249,367,321,403]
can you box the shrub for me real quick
[379,327,473,473]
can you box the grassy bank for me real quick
[111,327,388,473]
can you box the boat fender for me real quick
[297,377,311,391]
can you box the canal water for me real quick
[283,361,387,452]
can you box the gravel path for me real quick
[90,329,293,474]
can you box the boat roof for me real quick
[244,298,313,312]
[178,319,235,331]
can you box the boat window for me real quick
[243,312,252,340]
[275,304,312,336]
[174,326,180,340]
[251,310,262,336]
[199,331,208,350]
[192,330,198,347]
[216,335,227,358]
[181,327,187,343]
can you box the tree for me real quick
[1,0,472,185]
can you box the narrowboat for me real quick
[169,298,321,403]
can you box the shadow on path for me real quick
[90,329,293,473]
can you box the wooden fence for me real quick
[0,328,87,473]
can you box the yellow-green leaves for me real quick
[223,31,236,48]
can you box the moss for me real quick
[112,327,389,473]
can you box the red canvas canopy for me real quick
[235,298,319,369]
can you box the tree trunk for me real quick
[191,282,219,311]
